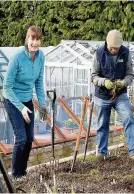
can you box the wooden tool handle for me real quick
[75,96,88,151]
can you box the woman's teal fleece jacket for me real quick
[3,46,45,111]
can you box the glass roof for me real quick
[46,40,134,67]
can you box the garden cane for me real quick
[47,89,56,164]
[83,98,94,161]
[0,90,15,193]
[0,157,15,193]
[70,96,88,172]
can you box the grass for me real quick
[78,154,98,162]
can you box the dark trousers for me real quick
[4,99,34,178]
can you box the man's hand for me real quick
[92,79,97,86]
[115,79,125,90]
[39,105,48,121]
[21,106,32,123]
[104,79,114,90]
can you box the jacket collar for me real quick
[24,46,39,60]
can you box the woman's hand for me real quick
[21,106,32,123]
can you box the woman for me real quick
[3,26,47,179]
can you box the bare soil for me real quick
[12,147,134,193]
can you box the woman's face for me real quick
[27,36,41,52]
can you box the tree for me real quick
[0,1,134,46]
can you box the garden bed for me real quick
[12,146,134,193]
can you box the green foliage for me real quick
[64,118,77,128]
[90,169,104,181]
[78,154,98,162]
[1,1,134,46]
[71,186,75,194]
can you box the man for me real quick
[91,29,134,158]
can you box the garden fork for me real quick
[47,89,59,171]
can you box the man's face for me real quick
[27,36,41,52]
[107,46,120,55]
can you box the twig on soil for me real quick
[52,173,57,193]
[44,182,53,194]
[40,175,42,183]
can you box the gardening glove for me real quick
[104,79,114,90]
[115,79,125,90]
[39,105,48,121]
[21,106,32,123]
[92,79,97,86]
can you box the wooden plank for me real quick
[33,99,67,141]
[0,143,9,155]
[58,98,88,133]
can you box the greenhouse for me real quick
[0,40,134,153]
[0,40,134,193]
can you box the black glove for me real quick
[39,105,48,121]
